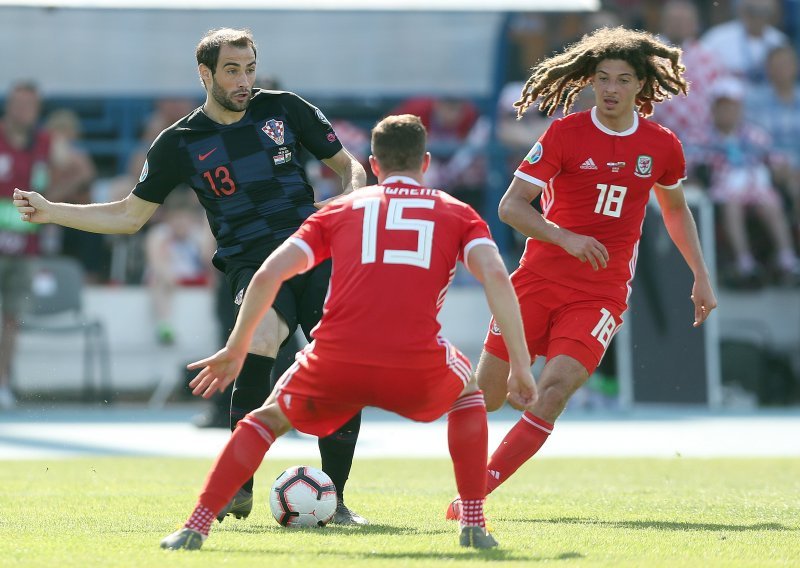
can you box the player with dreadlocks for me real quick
[447,26,717,520]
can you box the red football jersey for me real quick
[0,124,51,255]
[515,108,686,305]
[288,176,495,366]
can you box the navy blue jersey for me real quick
[133,89,343,269]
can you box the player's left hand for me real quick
[690,277,717,327]
[186,347,246,398]
[506,367,538,410]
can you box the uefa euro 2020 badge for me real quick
[524,142,543,165]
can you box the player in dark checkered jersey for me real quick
[13,28,369,525]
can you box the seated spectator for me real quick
[498,79,595,159]
[94,97,197,283]
[701,0,787,84]
[305,118,370,203]
[655,0,730,147]
[43,108,109,281]
[44,109,96,204]
[497,82,549,164]
[689,78,800,288]
[143,188,215,345]
[746,44,800,225]
[390,96,486,210]
[104,97,197,204]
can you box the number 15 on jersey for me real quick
[354,197,434,269]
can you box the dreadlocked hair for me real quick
[514,26,687,119]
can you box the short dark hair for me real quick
[371,114,427,173]
[195,28,257,73]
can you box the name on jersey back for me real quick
[384,187,439,196]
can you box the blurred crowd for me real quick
[2,0,800,410]
[2,0,800,324]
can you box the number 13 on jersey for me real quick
[354,197,434,269]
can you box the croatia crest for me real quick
[262,119,285,145]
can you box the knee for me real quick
[249,330,282,358]
[477,376,507,412]
[251,403,292,437]
[484,392,505,412]
[538,382,573,415]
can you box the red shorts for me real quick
[274,341,471,437]
[484,267,625,375]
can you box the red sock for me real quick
[196,414,276,516]
[184,504,215,536]
[486,410,553,494]
[460,498,486,528]
[447,391,488,509]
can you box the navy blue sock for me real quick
[230,353,274,493]
[319,411,362,500]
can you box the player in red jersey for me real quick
[160,114,537,551]
[446,27,718,520]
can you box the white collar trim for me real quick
[383,175,421,186]
[590,106,639,137]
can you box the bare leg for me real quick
[475,350,512,412]
[486,354,588,493]
[721,201,753,270]
[528,354,590,424]
[753,203,799,266]
[0,315,19,388]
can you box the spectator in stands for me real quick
[497,81,595,168]
[97,97,198,284]
[254,74,280,91]
[497,82,548,165]
[44,108,108,282]
[100,97,198,206]
[0,82,52,409]
[580,9,624,37]
[656,0,730,147]
[144,187,215,345]
[701,0,787,84]
[306,118,370,203]
[746,44,800,227]
[44,109,95,204]
[390,96,486,210]
[690,78,800,288]
[505,13,549,82]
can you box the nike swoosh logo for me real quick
[198,148,217,161]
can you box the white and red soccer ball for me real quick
[269,465,337,527]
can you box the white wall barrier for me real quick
[15,283,492,400]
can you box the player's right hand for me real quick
[506,367,538,410]
[560,231,609,271]
[13,188,50,224]
[187,347,246,398]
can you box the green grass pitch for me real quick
[1,457,798,567]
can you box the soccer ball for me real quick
[269,465,337,527]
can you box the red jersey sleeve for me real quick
[656,130,687,190]
[514,119,564,187]
[287,207,334,273]
[458,204,497,271]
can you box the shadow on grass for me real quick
[218,522,448,536]
[204,546,585,563]
[207,522,585,562]
[507,517,794,532]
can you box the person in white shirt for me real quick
[701,0,788,84]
